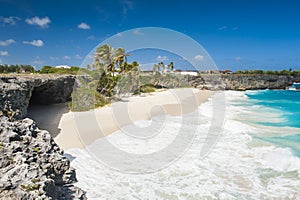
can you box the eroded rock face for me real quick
[0,116,86,200]
[0,75,75,119]
[188,74,300,90]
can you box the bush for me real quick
[69,84,109,112]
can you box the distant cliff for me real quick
[0,75,75,120]
[1,74,300,120]
[188,74,300,90]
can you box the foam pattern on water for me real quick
[67,91,300,199]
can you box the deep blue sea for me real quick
[245,90,300,157]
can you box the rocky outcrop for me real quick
[0,75,75,119]
[188,74,300,90]
[0,116,86,199]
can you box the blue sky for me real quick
[0,0,300,70]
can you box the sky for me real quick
[0,0,300,71]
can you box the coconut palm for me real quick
[114,47,131,73]
[93,44,131,97]
[153,64,158,74]
[168,62,174,71]
[94,44,114,76]
[159,62,165,73]
[95,44,113,64]
[94,44,129,74]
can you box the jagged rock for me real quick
[0,75,75,119]
[1,74,300,120]
[188,74,300,90]
[0,117,86,200]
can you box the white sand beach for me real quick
[29,88,211,150]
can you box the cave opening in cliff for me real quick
[29,87,51,105]
[27,85,71,137]
[29,89,50,107]
[29,84,72,106]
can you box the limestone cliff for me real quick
[0,75,75,119]
[188,74,300,90]
[0,116,86,199]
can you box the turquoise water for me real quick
[245,90,300,157]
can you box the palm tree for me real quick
[95,44,113,64]
[168,62,174,71]
[94,44,114,76]
[160,62,165,73]
[93,44,132,97]
[153,64,158,74]
[114,47,130,73]
[94,44,130,75]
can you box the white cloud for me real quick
[0,59,2,63]
[235,57,241,61]
[116,33,122,37]
[0,39,16,46]
[62,56,71,60]
[25,16,51,28]
[218,26,227,30]
[156,55,169,62]
[0,51,8,56]
[23,40,44,47]
[0,16,21,25]
[194,54,204,61]
[78,22,91,29]
[133,29,143,35]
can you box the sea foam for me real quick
[67,91,300,199]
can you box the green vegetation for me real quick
[0,64,35,74]
[153,61,174,73]
[0,109,16,121]
[70,44,139,111]
[0,64,80,74]
[33,147,40,153]
[233,69,300,76]
[20,183,40,191]
[70,44,181,111]
[133,84,156,94]
[20,179,41,191]
[70,84,110,111]
[39,66,80,74]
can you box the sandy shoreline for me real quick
[29,88,212,150]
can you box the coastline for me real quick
[45,88,212,150]
[67,90,300,199]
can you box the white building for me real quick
[179,71,198,76]
[55,65,71,69]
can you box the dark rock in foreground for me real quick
[0,116,86,199]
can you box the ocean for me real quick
[67,90,300,199]
[242,90,300,157]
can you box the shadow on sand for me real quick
[27,102,70,138]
